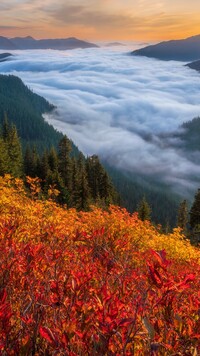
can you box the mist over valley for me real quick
[1,45,200,199]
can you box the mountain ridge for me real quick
[132,34,200,61]
[0,36,98,50]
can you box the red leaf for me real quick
[147,263,163,288]
[0,289,7,304]
[39,326,57,346]
[119,318,134,327]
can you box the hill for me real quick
[0,36,17,50]
[105,42,126,47]
[176,116,200,152]
[132,34,200,61]
[0,36,98,50]
[186,59,200,72]
[0,74,69,152]
[104,163,180,227]
[0,175,199,355]
[0,53,12,62]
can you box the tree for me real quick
[0,138,9,175]
[177,200,188,233]
[76,154,91,211]
[137,197,151,221]
[189,189,200,230]
[2,113,10,141]
[58,136,73,198]
[6,124,23,177]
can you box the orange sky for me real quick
[1,0,200,41]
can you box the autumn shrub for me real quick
[0,176,199,355]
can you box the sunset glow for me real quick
[1,0,200,41]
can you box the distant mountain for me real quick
[186,59,200,72]
[0,36,17,50]
[132,34,200,61]
[0,36,98,50]
[105,42,126,47]
[0,53,12,62]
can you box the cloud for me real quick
[1,47,200,197]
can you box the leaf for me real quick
[0,289,7,304]
[39,326,57,346]
[118,318,134,327]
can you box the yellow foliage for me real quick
[0,176,199,263]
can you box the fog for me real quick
[1,45,200,196]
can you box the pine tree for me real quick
[0,138,9,175]
[71,157,81,208]
[24,146,40,177]
[137,197,151,221]
[2,113,10,141]
[189,189,200,230]
[48,147,58,172]
[177,200,188,233]
[39,150,50,181]
[6,124,23,177]
[76,154,91,211]
[58,136,73,202]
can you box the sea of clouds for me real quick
[1,44,200,197]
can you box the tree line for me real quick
[0,117,119,210]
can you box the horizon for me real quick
[1,0,200,42]
[0,33,199,45]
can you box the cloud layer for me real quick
[1,47,200,197]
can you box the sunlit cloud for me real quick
[0,0,200,40]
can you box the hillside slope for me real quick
[132,34,200,61]
[0,74,76,152]
[0,176,199,355]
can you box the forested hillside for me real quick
[104,164,180,227]
[0,74,69,152]
[0,119,118,209]
[178,116,200,152]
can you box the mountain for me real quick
[132,34,200,61]
[186,59,200,72]
[0,53,12,62]
[0,36,98,50]
[0,36,17,50]
[105,42,126,47]
[0,74,68,152]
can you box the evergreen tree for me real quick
[58,136,73,201]
[48,147,58,172]
[177,200,188,233]
[76,154,91,211]
[189,189,200,229]
[71,157,81,208]
[86,156,98,201]
[137,197,151,221]
[24,146,40,177]
[39,150,50,182]
[2,113,10,141]
[0,138,9,175]
[6,124,23,177]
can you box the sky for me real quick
[1,0,200,41]
[1,48,200,197]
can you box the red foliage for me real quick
[0,180,199,354]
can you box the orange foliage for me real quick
[0,176,199,355]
